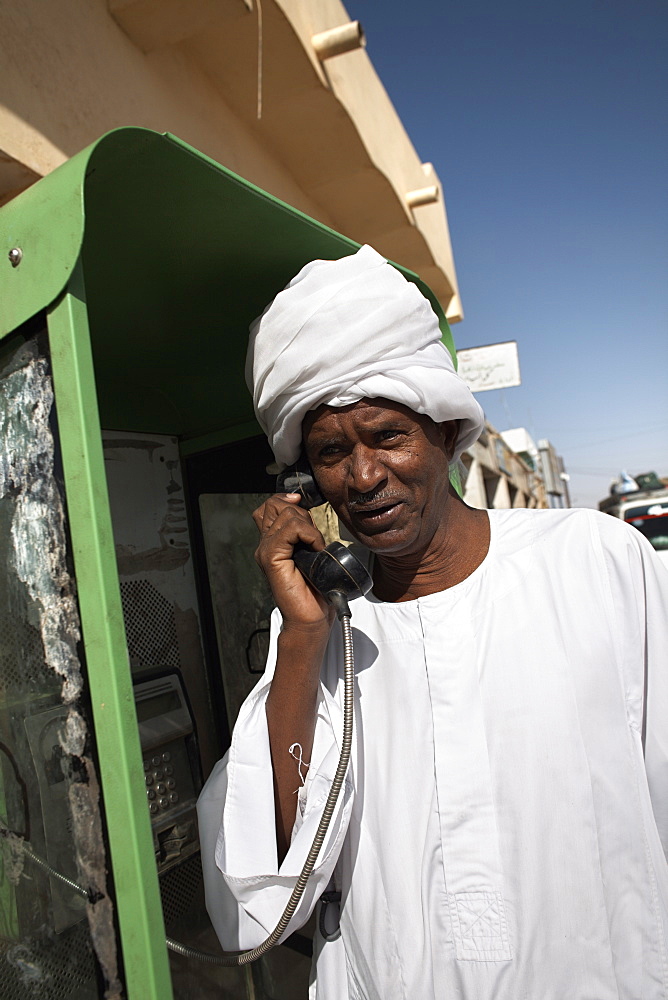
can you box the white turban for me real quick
[246,244,484,468]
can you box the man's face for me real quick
[303,398,458,556]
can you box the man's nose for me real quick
[348,445,387,495]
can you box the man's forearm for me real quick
[266,623,330,863]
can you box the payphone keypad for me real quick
[145,752,180,813]
[141,738,194,821]
[141,733,200,874]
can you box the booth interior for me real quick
[0,128,456,1000]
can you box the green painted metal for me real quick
[178,418,263,458]
[0,145,89,338]
[1,128,456,447]
[47,268,173,1000]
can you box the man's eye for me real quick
[377,429,402,442]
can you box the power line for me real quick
[565,424,667,451]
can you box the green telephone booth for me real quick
[0,127,458,1000]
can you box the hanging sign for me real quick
[456,340,521,392]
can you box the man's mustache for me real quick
[347,489,404,509]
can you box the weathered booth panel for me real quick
[0,323,123,1000]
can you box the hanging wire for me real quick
[256,0,264,120]
[0,816,94,902]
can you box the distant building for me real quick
[462,424,549,510]
[538,439,571,509]
[500,427,540,474]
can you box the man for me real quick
[198,245,668,999]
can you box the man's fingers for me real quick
[252,493,303,533]
[253,499,327,586]
[257,495,315,537]
[251,504,266,530]
[251,496,332,628]
[257,512,325,562]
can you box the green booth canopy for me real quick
[1,126,456,452]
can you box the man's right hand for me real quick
[252,493,335,635]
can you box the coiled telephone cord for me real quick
[196,599,354,965]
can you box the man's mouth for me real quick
[349,500,404,528]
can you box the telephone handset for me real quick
[276,455,372,612]
[276,453,327,510]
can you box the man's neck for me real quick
[372,494,490,603]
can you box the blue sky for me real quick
[348,0,667,507]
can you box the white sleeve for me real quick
[639,548,668,855]
[196,608,354,951]
[598,514,668,855]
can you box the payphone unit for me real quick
[134,670,201,875]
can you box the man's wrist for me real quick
[279,618,332,649]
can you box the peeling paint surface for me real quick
[0,349,82,704]
[1,829,26,886]
[0,332,121,999]
[69,764,123,1000]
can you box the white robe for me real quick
[198,508,668,999]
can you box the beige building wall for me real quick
[0,0,463,319]
[462,424,548,510]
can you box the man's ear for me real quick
[439,419,461,462]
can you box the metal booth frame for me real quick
[0,127,458,1000]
